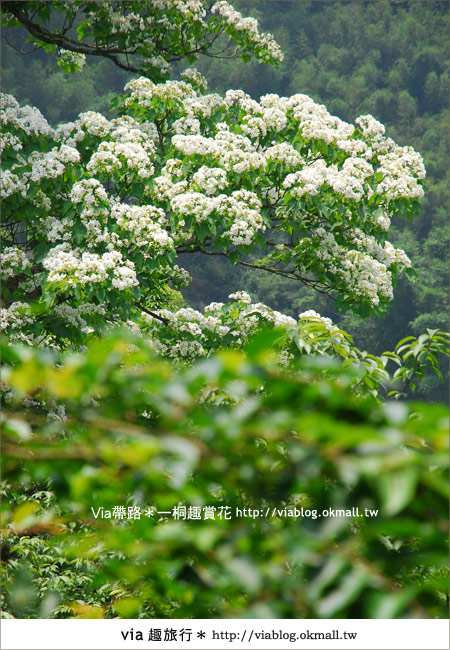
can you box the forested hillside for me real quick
[2,0,448,399]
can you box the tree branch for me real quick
[2,1,141,72]
[193,247,333,295]
[136,302,170,326]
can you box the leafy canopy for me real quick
[2,69,425,348]
[1,0,283,78]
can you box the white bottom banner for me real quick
[1,619,449,650]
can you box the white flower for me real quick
[1,247,29,278]
[299,310,334,329]
[228,291,251,303]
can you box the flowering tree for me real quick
[2,0,446,401]
[1,0,283,78]
[2,66,425,340]
[1,2,449,622]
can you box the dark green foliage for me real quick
[1,32,130,122]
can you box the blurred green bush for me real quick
[1,329,448,618]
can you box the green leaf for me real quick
[379,469,418,516]
[317,569,369,617]
[367,588,418,618]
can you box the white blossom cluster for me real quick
[169,340,207,358]
[231,99,288,136]
[54,112,159,152]
[88,1,150,35]
[2,73,426,340]
[1,302,35,335]
[288,93,354,144]
[140,293,349,363]
[225,88,264,113]
[350,228,411,269]
[327,157,374,201]
[124,77,195,109]
[376,147,425,200]
[191,166,228,195]
[77,111,111,138]
[53,303,92,334]
[43,244,138,290]
[220,190,265,246]
[154,159,189,200]
[172,115,201,135]
[108,10,146,34]
[58,48,86,70]
[182,92,224,122]
[112,203,174,254]
[181,68,208,92]
[32,189,52,211]
[141,304,231,359]
[283,159,328,198]
[211,1,284,63]
[284,156,375,202]
[51,302,107,335]
[170,264,192,287]
[169,185,265,245]
[87,134,155,178]
[68,179,115,247]
[1,93,54,139]
[335,137,372,158]
[0,131,23,156]
[298,309,335,329]
[46,404,68,423]
[240,115,267,139]
[342,251,394,306]
[144,56,171,75]
[127,0,206,22]
[265,143,303,169]
[170,191,220,223]
[30,145,80,181]
[355,114,385,137]
[2,143,80,199]
[0,246,30,279]
[70,178,109,207]
[312,228,395,306]
[227,291,251,303]
[171,129,266,173]
[42,216,72,243]
[376,213,391,231]
[0,170,21,200]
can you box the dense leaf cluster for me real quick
[2,331,448,618]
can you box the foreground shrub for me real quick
[2,330,448,618]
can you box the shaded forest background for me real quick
[2,0,448,400]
